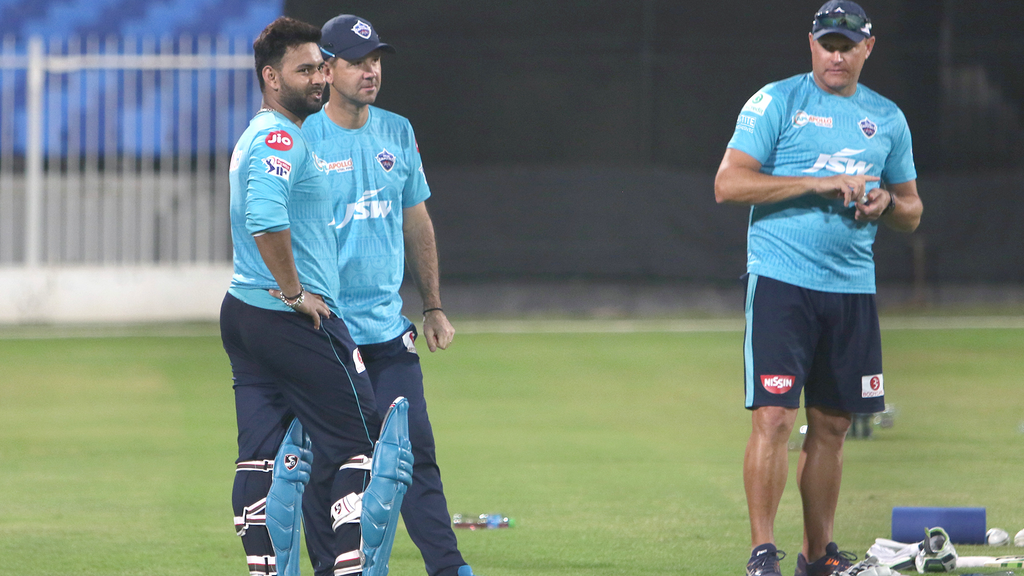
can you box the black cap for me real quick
[812,0,872,43]
[320,14,396,60]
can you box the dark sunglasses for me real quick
[814,9,872,34]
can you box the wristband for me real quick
[281,286,304,308]
[422,307,443,315]
[881,190,896,216]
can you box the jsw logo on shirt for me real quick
[802,148,874,175]
[334,188,392,229]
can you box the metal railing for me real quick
[0,34,261,266]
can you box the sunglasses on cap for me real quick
[814,9,872,34]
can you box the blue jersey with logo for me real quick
[228,109,340,314]
[302,106,431,344]
[727,73,916,293]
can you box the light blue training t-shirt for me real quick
[727,72,917,293]
[227,109,341,314]
[302,106,431,344]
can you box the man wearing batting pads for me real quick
[715,2,922,576]
[300,14,478,576]
[221,17,411,576]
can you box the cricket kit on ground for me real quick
[302,106,469,576]
[726,72,917,412]
[221,108,386,576]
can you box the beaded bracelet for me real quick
[281,286,305,308]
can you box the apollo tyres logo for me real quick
[802,148,873,175]
[792,110,834,128]
[310,151,353,174]
[761,375,795,395]
[333,188,392,229]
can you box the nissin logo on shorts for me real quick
[802,148,873,175]
[761,375,795,394]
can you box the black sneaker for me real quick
[747,543,786,576]
[794,542,856,576]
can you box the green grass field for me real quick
[1,318,1022,575]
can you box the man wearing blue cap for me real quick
[301,14,476,576]
[715,2,923,575]
[221,16,394,576]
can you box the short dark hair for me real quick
[253,17,322,91]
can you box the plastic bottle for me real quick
[873,403,898,429]
[452,513,515,530]
[787,424,808,452]
[848,412,873,439]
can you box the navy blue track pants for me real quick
[220,293,381,572]
[304,326,466,576]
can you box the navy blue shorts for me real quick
[743,274,885,413]
[220,293,380,468]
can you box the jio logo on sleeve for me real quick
[266,130,293,151]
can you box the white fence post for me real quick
[25,36,44,267]
[2,36,257,268]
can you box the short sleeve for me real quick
[726,85,784,165]
[401,123,431,208]
[881,110,917,185]
[244,128,304,235]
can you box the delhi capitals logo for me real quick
[375,148,396,172]
[352,20,372,39]
[859,117,877,139]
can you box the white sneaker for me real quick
[914,527,957,573]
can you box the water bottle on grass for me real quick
[452,513,515,530]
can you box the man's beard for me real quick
[278,79,323,120]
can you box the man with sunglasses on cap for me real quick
[222,15,417,576]
[715,2,922,575]
[300,14,477,576]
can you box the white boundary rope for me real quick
[2,316,1023,339]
